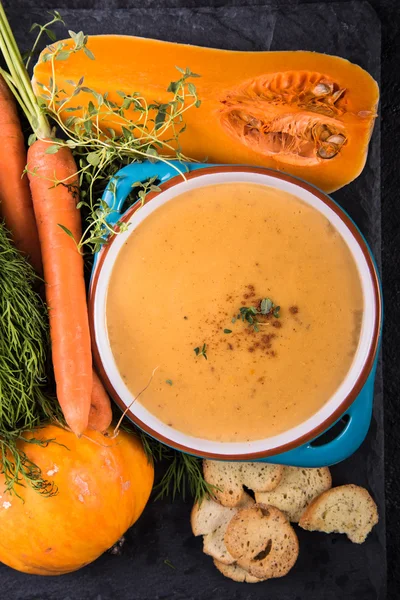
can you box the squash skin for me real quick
[33,36,379,193]
[0,425,154,575]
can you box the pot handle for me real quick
[258,363,377,468]
[101,160,206,226]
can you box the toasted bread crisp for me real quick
[203,460,283,507]
[224,503,299,579]
[298,484,378,544]
[255,466,332,522]
[213,559,266,583]
[191,493,254,564]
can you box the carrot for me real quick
[88,370,113,433]
[0,6,93,436]
[27,140,92,436]
[0,75,42,273]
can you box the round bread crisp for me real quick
[203,460,283,507]
[255,466,332,522]
[224,503,299,579]
[213,559,266,583]
[191,493,254,564]
[191,496,236,537]
[298,484,378,544]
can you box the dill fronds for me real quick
[0,224,62,496]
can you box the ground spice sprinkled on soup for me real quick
[106,183,363,442]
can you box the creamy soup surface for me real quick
[106,183,363,442]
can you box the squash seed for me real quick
[326,134,346,145]
[319,128,332,141]
[312,83,332,97]
[317,143,339,159]
[331,88,346,103]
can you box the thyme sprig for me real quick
[232,297,280,332]
[25,10,65,69]
[194,343,208,360]
[30,33,201,253]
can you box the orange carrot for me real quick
[0,5,93,435]
[88,370,113,433]
[27,140,92,436]
[0,75,42,273]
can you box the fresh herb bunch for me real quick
[28,14,200,253]
[0,223,63,496]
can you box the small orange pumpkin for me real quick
[0,425,154,575]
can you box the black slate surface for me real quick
[0,1,390,599]
[379,2,400,599]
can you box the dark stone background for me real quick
[0,0,398,598]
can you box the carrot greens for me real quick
[0,224,63,497]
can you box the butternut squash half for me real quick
[33,36,379,192]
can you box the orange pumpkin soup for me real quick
[106,183,363,442]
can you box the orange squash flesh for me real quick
[33,36,379,192]
[0,426,154,575]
